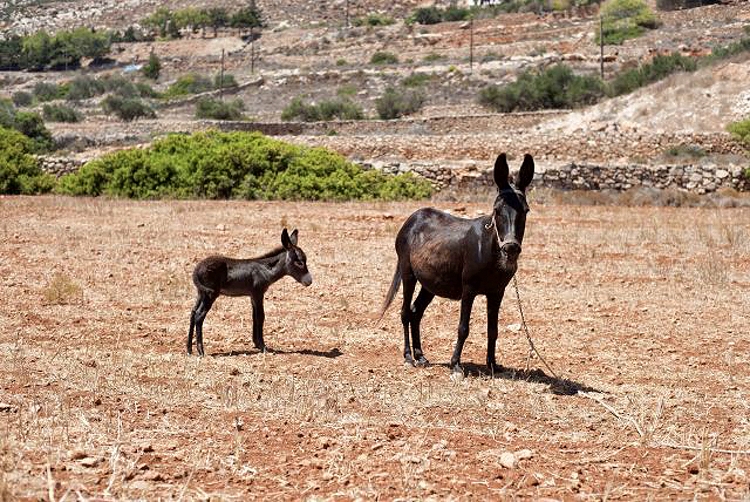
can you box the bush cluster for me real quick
[0,127,55,194]
[42,104,83,123]
[0,100,54,152]
[102,95,156,121]
[370,51,399,65]
[281,97,364,122]
[598,0,660,45]
[353,14,394,27]
[143,5,264,39]
[479,64,604,112]
[375,87,425,120]
[56,131,433,201]
[727,118,750,147]
[607,52,696,96]
[195,97,246,120]
[0,28,110,71]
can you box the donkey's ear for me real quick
[493,153,510,189]
[289,229,299,246]
[515,154,535,192]
[281,228,291,249]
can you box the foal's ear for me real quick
[493,153,510,189]
[515,153,535,192]
[289,228,299,246]
[281,228,292,249]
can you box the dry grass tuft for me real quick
[41,272,83,305]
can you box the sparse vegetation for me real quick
[163,73,214,99]
[57,131,432,200]
[195,97,246,120]
[101,95,156,121]
[0,100,54,152]
[11,91,33,107]
[401,73,432,88]
[479,64,605,112]
[353,13,394,27]
[370,51,399,65]
[42,103,82,123]
[607,52,697,96]
[142,52,161,80]
[42,273,83,305]
[375,86,425,119]
[281,96,364,122]
[598,0,660,45]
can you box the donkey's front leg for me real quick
[251,296,267,353]
[450,290,476,374]
[486,293,504,375]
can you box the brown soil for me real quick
[1,195,749,499]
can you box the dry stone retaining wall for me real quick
[366,160,750,193]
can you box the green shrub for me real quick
[0,127,55,194]
[411,7,443,25]
[727,118,750,147]
[195,97,246,120]
[66,75,107,101]
[607,52,696,96]
[281,97,364,122]
[14,112,54,152]
[33,81,65,102]
[444,6,471,22]
[370,51,399,65]
[12,91,33,107]
[353,13,394,27]
[375,86,425,120]
[163,73,214,99]
[57,131,432,201]
[142,52,161,80]
[422,53,446,63]
[598,0,660,45]
[214,73,238,89]
[401,73,432,88]
[42,103,83,123]
[479,64,605,112]
[102,95,156,121]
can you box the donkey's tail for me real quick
[378,264,402,322]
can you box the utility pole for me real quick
[250,26,255,74]
[220,48,225,100]
[599,11,604,80]
[469,16,474,73]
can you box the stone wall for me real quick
[365,160,750,193]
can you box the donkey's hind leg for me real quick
[410,287,434,367]
[194,293,217,357]
[400,271,417,366]
[187,296,204,355]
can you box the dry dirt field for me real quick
[1,194,749,500]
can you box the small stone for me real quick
[515,449,534,460]
[499,451,518,469]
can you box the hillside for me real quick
[1,0,749,179]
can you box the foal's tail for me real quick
[378,264,402,322]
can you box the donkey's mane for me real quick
[253,246,286,262]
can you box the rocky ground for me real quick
[1,196,749,499]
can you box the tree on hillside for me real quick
[206,8,230,37]
[231,1,265,34]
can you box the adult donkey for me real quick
[380,153,534,374]
[187,228,312,356]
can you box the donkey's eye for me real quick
[294,260,305,268]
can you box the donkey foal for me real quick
[187,228,312,356]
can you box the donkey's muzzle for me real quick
[300,272,313,287]
[500,241,522,260]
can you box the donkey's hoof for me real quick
[488,363,505,375]
[257,346,268,354]
[450,367,465,382]
[403,355,415,368]
[415,356,429,367]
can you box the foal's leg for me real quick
[410,287,434,367]
[194,293,217,357]
[251,296,267,353]
[450,289,476,374]
[400,271,417,366]
[486,293,504,375]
